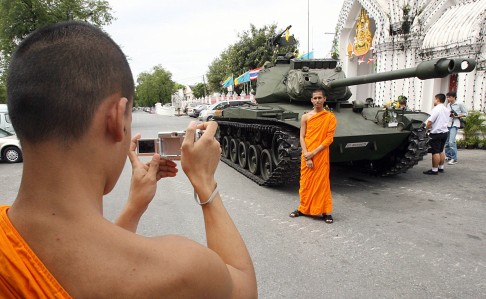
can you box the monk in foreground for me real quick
[289,88,336,223]
[0,21,257,298]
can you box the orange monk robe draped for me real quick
[298,110,336,215]
[0,206,72,298]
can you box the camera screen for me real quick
[137,139,157,154]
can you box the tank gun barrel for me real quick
[326,58,476,89]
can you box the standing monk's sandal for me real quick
[289,210,304,218]
[323,214,333,223]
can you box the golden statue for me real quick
[353,8,373,57]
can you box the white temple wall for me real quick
[473,71,486,112]
[355,60,373,101]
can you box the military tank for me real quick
[214,29,476,186]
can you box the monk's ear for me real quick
[106,97,128,142]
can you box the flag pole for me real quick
[307,0,310,55]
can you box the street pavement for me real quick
[1,112,485,298]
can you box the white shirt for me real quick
[426,103,449,134]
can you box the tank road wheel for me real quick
[238,141,249,168]
[271,133,288,166]
[260,149,273,181]
[248,145,262,174]
[222,136,231,158]
[254,130,262,143]
[229,138,239,163]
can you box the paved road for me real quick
[1,112,485,298]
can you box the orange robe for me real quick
[0,205,72,298]
[298,110,336,215]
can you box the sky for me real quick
[105,0,345,86]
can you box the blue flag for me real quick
[297,51,314,60]
[234,71,250,86]
[222,76,234,87]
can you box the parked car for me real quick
[184,102,201,115]
[190,104,208,118]
[0,128,23,163]
[199,100,253,121]
[187,104,204,117]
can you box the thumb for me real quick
[148,154,161,177]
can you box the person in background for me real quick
[1,21,257,298]
[423,94,449,175]
[397,95,411,110]
[290,88,337,223]
[444,91,467,165]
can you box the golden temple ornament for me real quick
[353,8,373,57]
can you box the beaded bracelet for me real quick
[194,183,218,205]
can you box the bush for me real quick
[462,111,486,141]
[456,139,467,149]
[465,137,479,149]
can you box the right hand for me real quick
[306,159,313,169]
[181,121,221,193]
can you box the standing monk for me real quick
[289,89,337,223]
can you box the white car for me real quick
[198,100,253,121]
[0,128,23,163]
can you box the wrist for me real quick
[124,198,149,216]
[194,183,218,205]
[194,180,217,200]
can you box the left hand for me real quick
[303,151,315,161]
[127,133,178,211]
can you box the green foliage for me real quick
[0,88,5,104]
[456,138,466,149]
[0,0,114,104]
[192,83,207,99]
[135,65,177,107]
[330,25,339,60]
[462,111,486,140]
[460,111,486,148]
[174,83,185,91]
[206,24,298,93]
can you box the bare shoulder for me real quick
[115,234,233,298]
[58,228,232,298]
[301,112,311,122]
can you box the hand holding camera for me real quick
[130,122,221,205]
[181,121,221,197]
[120,133,179,228]
[137,131,187,160]
[450,108,459,118]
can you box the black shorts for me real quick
[428,132,448,154]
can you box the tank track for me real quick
[217,121,301,186]
[372,126,430,176]
[217,121,429,184]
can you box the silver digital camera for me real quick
[137,131,186,160]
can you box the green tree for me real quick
[0,0,114,103]
[135,65,177,107]
[192,83,207,99]
[206,24,298,93]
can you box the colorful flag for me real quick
[285,28,290,41]
[234,71,250,86]
[222,76,233,87]
[249,68,261,81]
[296,51,314,60]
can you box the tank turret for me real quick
[214,28,477,186]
